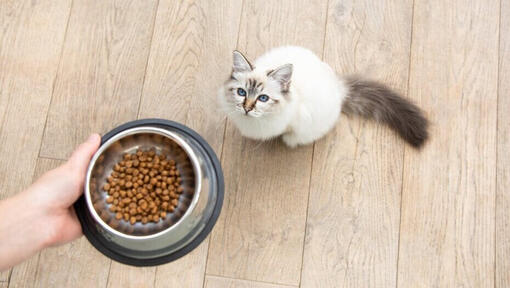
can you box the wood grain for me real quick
[39,0,158,160]
[497,0,510,286]
[0,0,71,282]
[109,0,243,286]
[206,0,328,285]
[9,158,63,288]
[205,275,297,288]
[300,0,413,287]
[107,265,155,288]
[397,0,499,286]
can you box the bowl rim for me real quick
[85,126,202,240]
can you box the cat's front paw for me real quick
[282,133,300,148]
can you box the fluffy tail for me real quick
[342,77,429,148]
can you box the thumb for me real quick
[68,134,101,175]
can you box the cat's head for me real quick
[220,50,293,118]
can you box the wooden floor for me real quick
[0,0,507,287]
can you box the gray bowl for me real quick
[74,119,224,266]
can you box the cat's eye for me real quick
[258,94,269,102]
[237,88,247,97]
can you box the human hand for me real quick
[0,134,100,271]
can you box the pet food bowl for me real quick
[74,119,224,266]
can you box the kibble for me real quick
[102,148,183,225]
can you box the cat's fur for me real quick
[218,46,428,148]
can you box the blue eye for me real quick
[258,94,269,102]
[237,88,246,96]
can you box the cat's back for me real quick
[254,46,323,72]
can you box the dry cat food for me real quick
[102,148,183,225]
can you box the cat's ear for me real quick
[268,64,293,90]
[232,50,253,73]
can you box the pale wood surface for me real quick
[497,0,510,287]
[397,0,499,287]
[300,0,412,287]
[1,0,504,287]
[206,0,328,285]
[204,276,296,288]
[108,0,243,286]
[0,0,72,282]
[39,0,158,160]
[107,265,155,288]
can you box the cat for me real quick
[218,46,428,148]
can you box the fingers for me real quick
[68,134,101,176]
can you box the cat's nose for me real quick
[243,106,253,114]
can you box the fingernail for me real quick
[87,133,99,143]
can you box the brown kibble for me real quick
[99,150,188,227]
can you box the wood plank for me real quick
[205,275,296,288]
[39,0,158,160]
[397,0,499,286]
[206,0,328,285]
[9,158,63,288]
[300,0,413,287]
[36,1,157,286]
[497,0,510,286]
[0,0,72,282]
[111,0,242,286]
[1,282,7,288]
[107,265,155,288]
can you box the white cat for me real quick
[218,46,428,148]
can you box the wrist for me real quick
[8,192,54,250]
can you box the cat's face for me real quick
[221,51,293,118]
